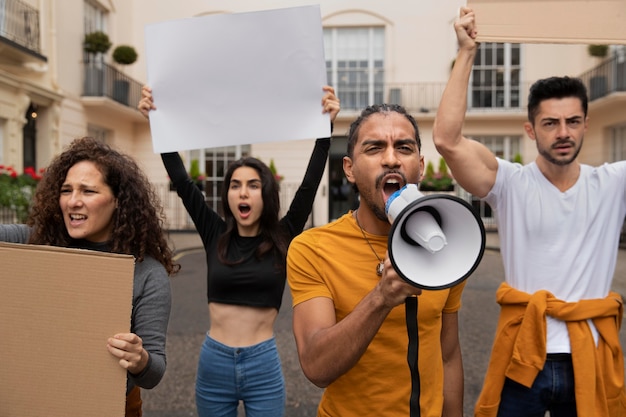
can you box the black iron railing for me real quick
[83,61,143,108]
[0,0,41,54]
[579,53,626,101]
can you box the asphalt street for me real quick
[141,232,626,417]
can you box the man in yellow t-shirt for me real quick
[287,103,466,417]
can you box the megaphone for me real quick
[385,184,486,289]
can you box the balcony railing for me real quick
[343,61,626,114]
[578,53,626,101]
[337,82,532,114]
[83,61,143,108]
[384,82,447,113]
[0,0,41,55]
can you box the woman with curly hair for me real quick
[0,137,179,417]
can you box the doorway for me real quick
[328,137,358,221]
[23,103,37,169]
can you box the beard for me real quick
[357,170,409,223]
[537,137,583,166]
[364,198,389,222]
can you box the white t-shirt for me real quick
[484,158,626,353]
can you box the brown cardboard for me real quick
[0,242,134,417]
[468,0,626,44]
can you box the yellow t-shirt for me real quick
[287,211,466,417]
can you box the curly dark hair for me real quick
[27,137,179,275]
[217,157,288,266]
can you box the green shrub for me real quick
[419,157,454,192]
[588,44,609,58]
[83,31,112,55]
[112,45,138,65]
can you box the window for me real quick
[87,124,109,143]
[203,145,250,217]
[324,27,384,110]
[610,125,626,162]
[84,0,106,34]
[470,43,521,109]
[471,135,521,161]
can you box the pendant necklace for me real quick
[354,209,385,276]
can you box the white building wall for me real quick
[0,0,623,227]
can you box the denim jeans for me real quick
[497,354,576,417]
[196,334,285,417]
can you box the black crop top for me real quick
[161,136,330,310]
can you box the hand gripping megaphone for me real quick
[385,184,486,289]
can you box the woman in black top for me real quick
[139,86,339,417]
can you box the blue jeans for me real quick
[196,334,285,417]
[497,354,577,417]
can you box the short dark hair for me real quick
[346,104,421,159]
[527,76,588,124]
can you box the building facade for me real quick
[1,0,624,229]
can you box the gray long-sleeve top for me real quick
[0,224,172,394]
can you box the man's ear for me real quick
[343,156,355,184]
[524,122,536,141]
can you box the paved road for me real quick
[142,247,626,417]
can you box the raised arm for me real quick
[432,8,498,198]
[282,86,340,236]
[138,86,223,245]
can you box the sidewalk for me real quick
[167,231,502,256]
[167,230,203,258]
[166,230,626,298]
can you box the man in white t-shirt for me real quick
[433,8,626,417]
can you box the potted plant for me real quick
[588,44,609,58]
[268,159,284,183]
[0,165,44,223]
[588,44,609,100]
[111,45,138,105]
[112,45,138,66]
[83,31,111,96]
[83,31,112,60]
[188,159,205,191]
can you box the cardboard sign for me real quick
[468,0,626,44]
[0,242,134,417]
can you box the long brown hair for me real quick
[27,137,179,275]
[217,157,288,266]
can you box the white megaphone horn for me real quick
[385,184,486,289]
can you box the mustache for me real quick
[375,170,408,188]
[551,139,575,149]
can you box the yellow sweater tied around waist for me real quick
[475,282,626,417]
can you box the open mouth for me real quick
[381,175,403,203]
[238,204,251,215]
[68,213,87,227]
